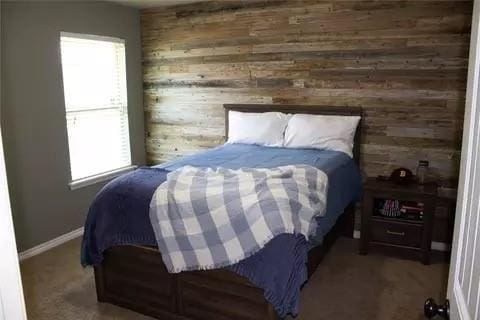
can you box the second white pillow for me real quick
[284,114,360,157]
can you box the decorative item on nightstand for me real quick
[416,160,430,184]
[359,178,437,264]
[389,167,414,184]
[380,200,401,217]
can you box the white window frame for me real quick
[59,32,136,190]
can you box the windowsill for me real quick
[68,165,137,190]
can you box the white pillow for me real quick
[227,111,290,147]
[284,114,361,157]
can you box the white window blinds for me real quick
[60,32,131,182]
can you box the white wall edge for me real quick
[0,125,27,319]
[352,230,451,252]
[18,227,84,261]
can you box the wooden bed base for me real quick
[94,205,355,320]
[93,104,362,320]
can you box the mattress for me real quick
[159,143,362,246]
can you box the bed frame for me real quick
[94,104,362,320]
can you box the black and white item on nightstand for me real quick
[381,200,401,217]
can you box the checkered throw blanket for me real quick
[149,165,329,273]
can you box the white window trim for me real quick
[68,165,137,190]
[60,31,133,188]
[60,32,125,45]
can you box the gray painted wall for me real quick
[1,1,146,252]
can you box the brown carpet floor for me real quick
[20,237,448,320]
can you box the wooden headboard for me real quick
[224,104,362,164]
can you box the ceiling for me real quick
[108,0,200,9]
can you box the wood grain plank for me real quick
[141,0,472,187]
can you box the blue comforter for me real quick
[81,144,362,317]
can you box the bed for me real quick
[84,104,363,320]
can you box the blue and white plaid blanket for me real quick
[149,165,329,273]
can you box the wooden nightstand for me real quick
[359,178,437,264]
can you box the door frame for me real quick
[447,0,480,318]
[0,128,27,319]
[0,1,26,312]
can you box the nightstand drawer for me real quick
[370,220,422,248]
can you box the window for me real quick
[60,32,132,185]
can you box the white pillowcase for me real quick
[227,111,290,147]
[284,114,361,157]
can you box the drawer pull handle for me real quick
[386,230,405,236]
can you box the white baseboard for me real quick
[431,241,452,252]
[18,227,84,261]
[353,230,361,239]
[352,230,451,252]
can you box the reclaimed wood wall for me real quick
[141,0,472,187]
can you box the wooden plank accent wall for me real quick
[141,0,472,187]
